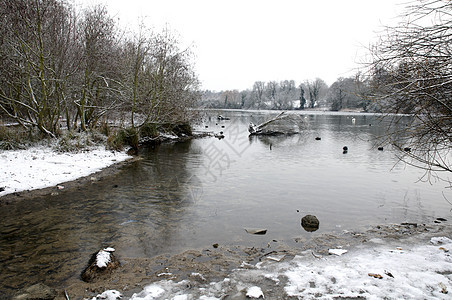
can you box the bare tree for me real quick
[327,77,363,111]
[305,78,327,108]
[0,0,199,144]
[75,4,121,131]
[298,83,307,110]
[252,81,265,109]
[120,27,199,127]
[0,0,77,136]
[367,0,452,176]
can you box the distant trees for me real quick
[0,0,199,137]
[200,80,320,110]
[326,77,366,111]
[367,0,452,174]
[305,78,328,108]
[200,77,375,111]
[298,83,307,110]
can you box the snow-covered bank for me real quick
[0,146,131,197]
[93,235,452,300]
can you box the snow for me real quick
[130,284,165,299]
[96,250,112,268]
[431,237,452,245]
[328,248,348,256]
[246,286,264,298]
[281,237,452,299]
[92,236,452,299]
[0,146,130,197]
[91,290,122,300]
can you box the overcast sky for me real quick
[75,0,406,91]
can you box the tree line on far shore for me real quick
[0,0,200,140]
[199,76,372,112]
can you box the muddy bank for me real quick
[15,221,450,299]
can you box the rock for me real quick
[404,147,411,152]
[244,228,267,235]
[385,270,394,278]
[343,146,348,151]
[217,115,230,120]
[0,187,5,192]
[378,147,384,151]
[301,215,319,232]
[81,248,120,282]
[315,137,321,140]
[214,133,225,140]
[13,283,57,300]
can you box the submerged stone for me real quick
[13,283,56,300]
[301,215,319,232]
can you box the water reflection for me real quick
[0,141,202,295]
[0,110,449,296]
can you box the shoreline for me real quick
[10,221,452,299]
[0,154,139,207]
[0,129,215,207]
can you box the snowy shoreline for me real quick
[89,224,452,300]
[0,145,131,198]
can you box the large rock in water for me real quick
[301,215,319,232]
[81,247,120,282]
[13,283,57,300]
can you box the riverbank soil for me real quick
[19,222,451,299]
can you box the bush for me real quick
[107,129,126,151]
[163,122,192,136]
[107,127,138,151]
[139,122,158,139]
[0,125,35,150]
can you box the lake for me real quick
[0,109,449,296]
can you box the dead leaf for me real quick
[368,273,383,279]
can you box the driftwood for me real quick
[248,111,289,135]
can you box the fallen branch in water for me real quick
[248,111,288,135]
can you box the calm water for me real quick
[0,110,450,295]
